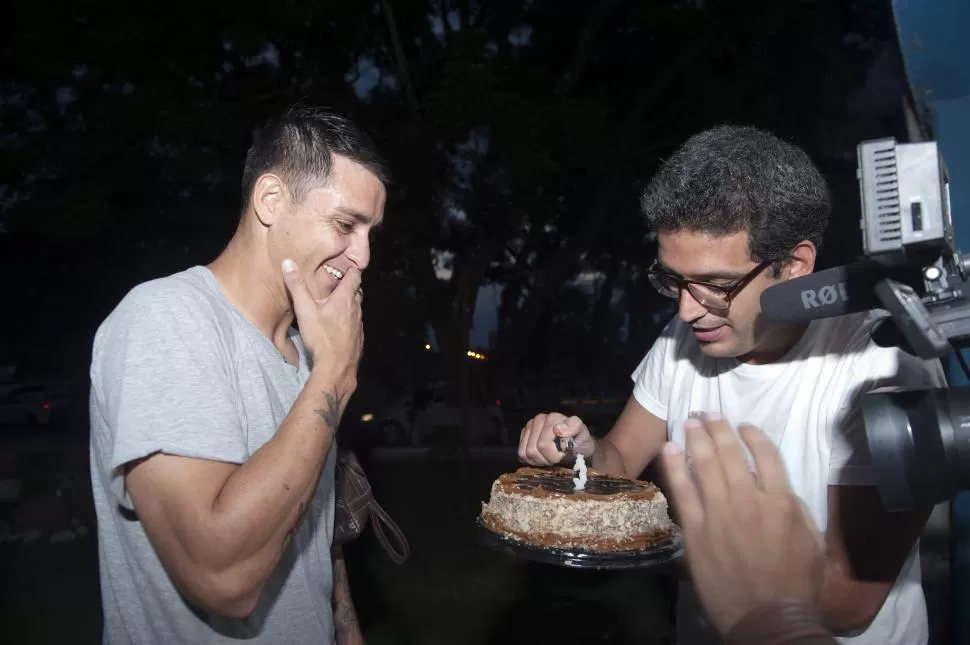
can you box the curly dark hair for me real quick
[640,125,830,269]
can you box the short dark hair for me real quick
[640,125,830,267]
[240,104,389,208]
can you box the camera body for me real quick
[855,138,970,358]
[854,138,970,511]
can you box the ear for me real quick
[783,240,817,280]
[251,173,288,227]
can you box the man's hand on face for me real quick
[282,258,364,385]
[661,415,826,636]
[518,412,596,466]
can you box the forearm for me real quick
[589,436,635,476]
[205,369,354,586]
[815,559,885,635]
[332,544,363,644]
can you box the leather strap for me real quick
[725,600,838,645]
[367,498,411,564]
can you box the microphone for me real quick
[760,261,922,324]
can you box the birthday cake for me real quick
[480,461,676,552]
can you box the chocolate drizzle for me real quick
[515,473,647,495]
[497,466,660,500]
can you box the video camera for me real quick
[761,137,970,511]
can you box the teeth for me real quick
[324,265,344,280]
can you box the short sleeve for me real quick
[630,317,683,421]
[828,345,947,486]
[90,279,247,509]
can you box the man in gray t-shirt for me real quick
[89,105,388,644]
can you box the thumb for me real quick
[281,259,314,319]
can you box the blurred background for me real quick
[0,0,952,643]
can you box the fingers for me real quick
[683,418,729,509]
[333,267,363,303]
[738,423,790,495]
[518,413,569,465]
[282,259,314,320]
[705,415,757,501]
[552,416,584,438]
[524,414,546,463]
[661,442,704,529]
[518,417,536,463]
[535,413,571,464]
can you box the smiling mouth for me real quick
[323,264,344,280]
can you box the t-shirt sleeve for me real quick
[828,344,947,486]
[90,280,247,509]
[630,317,682,421]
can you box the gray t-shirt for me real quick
[89,266,337,645]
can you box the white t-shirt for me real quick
[631,312,946,645]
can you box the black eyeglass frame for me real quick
[646,259,775,311]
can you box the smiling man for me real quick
[89,106,386,644]
[519,125,945,645]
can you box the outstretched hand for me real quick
[281,258,364,388]
[661,415,826,636]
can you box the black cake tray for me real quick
[476,515,683,571]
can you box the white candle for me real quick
[573,453,588,491]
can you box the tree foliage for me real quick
[1,0,903,401]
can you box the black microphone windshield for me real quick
[760,262,902,324]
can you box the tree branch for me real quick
[553,0,626,98]
[380,0,423,122]
[489,25,713,393]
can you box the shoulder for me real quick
[114,268,222,318]
[93,268,234,361]
[811,312,946,389]
[98,268,224,332]
[632,316,701,385]
[805,311,884,353]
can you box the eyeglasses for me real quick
[647,260,773,311]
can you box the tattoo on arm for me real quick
[315,389,346,431]
[333,547,360,639]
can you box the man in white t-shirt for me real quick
[518,125,945,645]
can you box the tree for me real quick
[1,0,903,414]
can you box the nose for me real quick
[678,287,707,324]
[347,235,371,271]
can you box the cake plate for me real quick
[475,516,683,571]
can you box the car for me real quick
[0,385,56,426]
[367,381,506,447]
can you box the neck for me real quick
[737,322,810,365]
[207,225,295,350]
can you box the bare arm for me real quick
[817,485,931,634]
[519,396,667,479]
[125,368,353,618]
[590,396,668,479]
[332,544,364,645]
